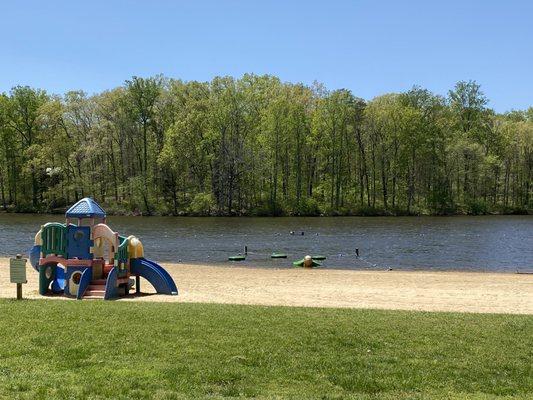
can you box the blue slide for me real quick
[29,245,41,272]
[52,267,66,293]
[130,258,178,295]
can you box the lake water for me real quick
[0,214,531,272]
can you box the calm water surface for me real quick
[0,214,531,272]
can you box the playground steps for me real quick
[83,280,107,299]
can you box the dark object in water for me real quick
[356,248,360,257]
[271,253,287,259]
[516,269,533,274]
[311,255,327,260]
[228,255,246,261]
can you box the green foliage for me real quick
[285,197,320,216]
[0,300,532,399]
[466,198,489,215]
[189,192,216,215]
[0,77,531,215]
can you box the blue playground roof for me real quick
[65,198,106,218]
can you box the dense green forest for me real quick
[0,75,531,216]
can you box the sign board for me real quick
[10,258,27,284]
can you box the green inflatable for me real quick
[271,253,287,259]
[292,255,322,268]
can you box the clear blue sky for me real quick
[1,0,531,112]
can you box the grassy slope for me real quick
[0,300,531,400]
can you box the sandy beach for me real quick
[1,258,531,314]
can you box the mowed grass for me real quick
[0,300,532,399]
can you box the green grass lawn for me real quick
[0,300,531,399]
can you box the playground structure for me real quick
[28,198,178,300]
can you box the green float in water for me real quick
[271,253,287,259]
[228,255,246,261]
[311,255,327,260]
[292,258,322,268]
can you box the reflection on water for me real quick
[0,214,531,272]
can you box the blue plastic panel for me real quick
[104,267,119,300]
[67,225,92,259]
[77,268,93,299]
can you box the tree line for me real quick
[0,75,531,216]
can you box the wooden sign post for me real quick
[10,254,27,300]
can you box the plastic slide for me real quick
[29,245,41,272]
[130,257,178,295]
[51,267,66,293]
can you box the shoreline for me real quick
[1,258,531,314]
[1,254,530,275]
[1,210,531,217]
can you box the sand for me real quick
[0,258,531,314]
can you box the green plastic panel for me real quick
[41,223,67,257]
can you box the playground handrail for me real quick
[117,236,129,262]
